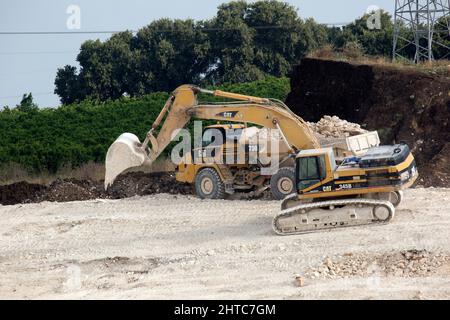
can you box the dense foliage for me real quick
[54,2,450,105]
[1,77,289,174]
[54,0,327,104]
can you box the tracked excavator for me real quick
[273,145,418,235]
[104,85,418,234]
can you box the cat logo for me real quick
[323,186,332,192]
[216,111,238,118]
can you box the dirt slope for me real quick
[0,189,449,299]
[286,58,450,187]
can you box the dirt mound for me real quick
[286,58,450,187]
[0,182,46,205]
[37,179,103,203]
[308,115,368,138]
[106,172,192,199]
[0,172,193,206]
[306,250,450,279]
[419,142,450,187]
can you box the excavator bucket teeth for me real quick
[104,133,150,190]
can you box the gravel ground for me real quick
[1,188,449,299]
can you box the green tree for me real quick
[245,0,302,76]
[331,10,394,57]
[76,31,135,101]
[297,18,329,56]
[207,0,326,83]
[206,1,262,83]
[54,0,330,103]
[16,93,38,112]
[54,65,84,105]
[433,16,450,59]
[132,19,211,93]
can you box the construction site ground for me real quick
[1,188,449,299]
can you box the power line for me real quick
[0,50,77,55]
[0,23,352,36]
[0,23,352,56]
[0,31,126,35]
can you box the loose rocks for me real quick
[306,250,450,279]
[307,115,368,138]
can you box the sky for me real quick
[0,0,395,108]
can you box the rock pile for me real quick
[307,115,368,138]
[37,179,102,203]
[106,172,192,199]
[306,250,450,279]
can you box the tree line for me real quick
[54,0,416,105]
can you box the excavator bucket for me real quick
[103,86,196,190]
[104,133,150,190]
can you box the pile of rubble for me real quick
[306,250,450,279]
[36,179,102,203]
[106,172,192,199]
[307,115,368,138]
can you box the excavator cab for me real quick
[296,149,334,192]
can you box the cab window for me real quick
[297,155,326,190]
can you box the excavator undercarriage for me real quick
[274,198,396,235]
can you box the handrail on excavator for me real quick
[196,87,270,105]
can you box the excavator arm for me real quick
[104,84,319,189]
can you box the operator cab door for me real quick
[297,155,327,191]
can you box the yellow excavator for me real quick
[104,85,418,234]
[105,84,325,200]
[273,146,417,235]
